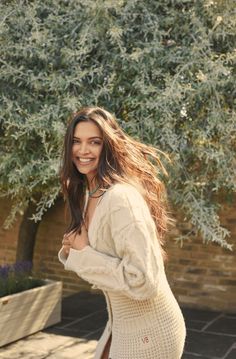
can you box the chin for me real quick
[78,167,98,177]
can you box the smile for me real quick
[76,157,95,164]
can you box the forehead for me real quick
[73,120,102,138]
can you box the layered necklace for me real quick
[88,184,101,197]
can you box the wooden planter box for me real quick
[0,279,62,347]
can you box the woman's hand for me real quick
[62,224,89,255]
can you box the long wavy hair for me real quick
[60,106,170,249]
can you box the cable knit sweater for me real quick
[58,183,186,359]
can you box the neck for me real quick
[86,176,99,193]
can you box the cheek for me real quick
[91,144,103,157]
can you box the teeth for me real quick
[79,158,93,163]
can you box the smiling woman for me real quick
[58,107,186,359]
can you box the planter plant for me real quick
[0,261,62,347]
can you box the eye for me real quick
[90,140,102,145]
[72,139,80,144]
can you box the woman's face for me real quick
[72,120,103,181]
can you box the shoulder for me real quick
[105,182,148,213]
[103,182,156,232]
[108,182,143,200]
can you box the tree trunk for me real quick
[16,201,41,262]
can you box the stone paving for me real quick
[0,291,235,358]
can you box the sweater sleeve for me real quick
[58,187,163,300]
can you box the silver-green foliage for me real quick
[0,0,235,249]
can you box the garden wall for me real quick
[0,197,235,312]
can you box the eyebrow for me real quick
[73,136,102,140]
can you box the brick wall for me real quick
[0,197,235,312]
[165,202,236,312]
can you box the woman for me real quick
[58,107,186,359]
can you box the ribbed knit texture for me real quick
[58,183,186,358]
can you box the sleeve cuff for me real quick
[58,246,89,266]
[58,247,68,265]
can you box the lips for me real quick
[76,157,95,165]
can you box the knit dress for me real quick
[58,183,186,359]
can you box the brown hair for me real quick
[60,106,170,249]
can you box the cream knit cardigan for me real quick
[58,183,186,359]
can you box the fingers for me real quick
[62,229,88,249]
[62,231,75,244]
[62,237,71,246]
[61,245,70,256]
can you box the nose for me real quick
[78,142,90,155]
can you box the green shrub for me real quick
[0,0,235,249]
